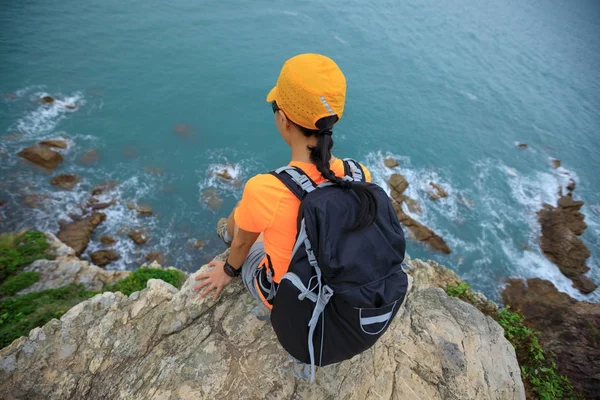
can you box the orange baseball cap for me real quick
[266,53,346,130]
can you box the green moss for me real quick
[0,284,98,348]
[0,272,40,296]
[109,267,186,296]
[0,231,53,283]
[445,283,578,399]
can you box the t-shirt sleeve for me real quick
[361,164,372,183]
[234,175,277,233]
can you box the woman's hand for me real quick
[193,259,234,301]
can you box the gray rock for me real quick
[17,233,129,294]
[0,258,524,399]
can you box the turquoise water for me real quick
[1,0,599,302]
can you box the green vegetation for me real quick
[445,283,577,400]
[0,266,186,348]
[0,272,40,296]
[0,284,97,348]
[0,231,53,282]
[109,267,186,295]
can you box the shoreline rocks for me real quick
[50,174,79,190]
[502,278,600,398]
[90,250,121,267]
[388,173,451,254]
[537,193,597,294]
[383,158,399,168]
[19,233,129,295]
[427,181,448,201]
[18,146,63,170]
[128,230,149,245]
[0,257,525,399]
[57,213,106,256]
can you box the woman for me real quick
[193,53,378,306]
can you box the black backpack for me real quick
[269,158,408,382]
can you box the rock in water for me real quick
[79,149,99,166]
[551,159,561,168]
[393,203,451,254]
[22,194,52,209]
[99,236,116,246]
[193,240,205,249]
[50,174,79,190]
[0,200,5,207]
[145,252,165,265]
[201,189,223,211]
[90,250,120,267]
[388,173,408,202]
[128,230,149,245]
[566,179,576,193]
[503,278,600,398]
[383,158,399,168]
[57,213,106,256]
[39,140,68,149]
[427,182,448,200]
[91,181,118,196]
[0,261,524,399]
[517,142,528,149]
[537,195,597,294]
[18,146,63,170]
[41,96,55,103]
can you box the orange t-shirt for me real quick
[234,158,371,283]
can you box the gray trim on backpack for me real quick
[343,158,363,182]
[291,219,308,260]
[277,167,317,193]
[359,301,397,336]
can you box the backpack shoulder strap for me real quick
[270,166,317,201]
[343,158,366,182]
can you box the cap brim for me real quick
[266,86,277,103]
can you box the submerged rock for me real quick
[383,157,399,168]
[537,194,597,294]
[87,198,117,210]
[22,194,52,209]
[551,159,561,168]
[128,230,150,245]
[127,203,153,216]
[502,278,600,398]
[99,235,116,246]
[427,181,448,200]
[18,146,63,170]
[517,142,528,149]
[215,169,234,181]
[193,240,205,249]
[0,200,5,207]
[0,259,524,400]
[90,250,120,267]
[79,149,99,165]
[91,181,118,196]
[201,188,223,211]
[145,251,166,265]
[57,213,106,256]
[41,96,55,104]
[39,140,68,149]
[50,174,79,190]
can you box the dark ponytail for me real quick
[295,116,378,231]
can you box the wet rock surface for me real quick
[56,213,106,256]
[99,235,116,246]
[91,181,118,196]
[128,230,150,245]
[39,139,68,149]
[383,157,399,168]
[537,193,597,294]
[427,181,448,201]
[79,149,99,165]
[0,259,524,400]
[90,250,121,267]
[146,251,166,265]
[502,278,600,398]
[50,174,79,190]
[201,188,223,211]
[18,146,63,170]
[389,175,451,254]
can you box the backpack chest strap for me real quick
[270,166,317,200]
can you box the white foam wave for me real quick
[12,92,84,138]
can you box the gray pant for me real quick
[241,241,267,302]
